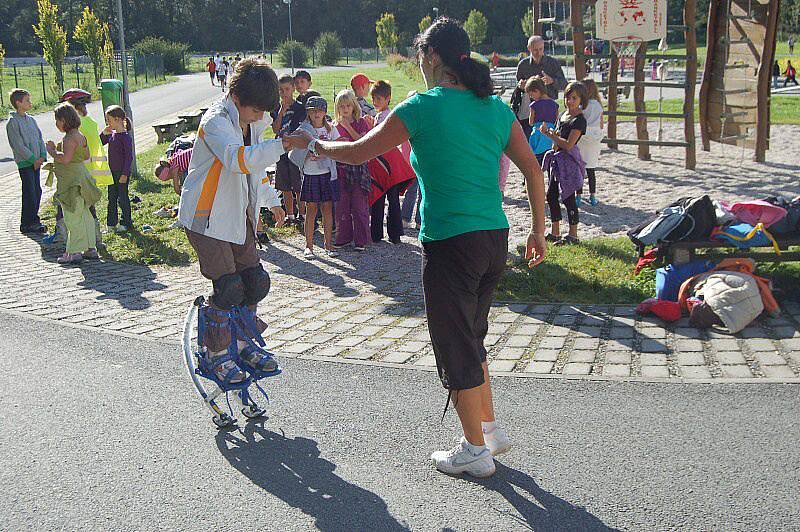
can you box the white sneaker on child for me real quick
[483,426,512,457]
[303,248,315,259]
[430,437,496,477]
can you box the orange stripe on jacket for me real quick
[197,127,205,139]
[237,147,249,174]
[195,159,223,218]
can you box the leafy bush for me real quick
[314,32,342,66]
[278,39,310,67]
[387,53,421,82]
[133,36,189,73]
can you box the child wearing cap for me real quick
[350,73,376,125]
[288,96,341,259]
[294,70,321,107]
[155,147,192,196]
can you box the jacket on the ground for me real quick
[178,96,282,245]
[542,146,586,201]
[6,111,47,169]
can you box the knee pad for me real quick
[211,273,245,310]
[240,265,271,306]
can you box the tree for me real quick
[32,0,68,93]
[73,7,111,85]
[376,12,399,54]
[419,15,432,34]
[521,7,535,37]
[464,10,488,47]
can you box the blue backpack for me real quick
[655,260,716,301]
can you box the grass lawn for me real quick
[293,66,426,106]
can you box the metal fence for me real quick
[191,46,389,68]
[1,53,165,106]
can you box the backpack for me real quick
[628,195,716,254]
[727,199,787,228]
[655,259,716,302]
[510,87,524,115]
[764,195,800,236]
[166,134,196,158]
[711,223,781,254]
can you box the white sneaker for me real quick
[483,426,512,457]
[402,219,411,229]
[325,248,339,258]
[430,437,496,477]
[303,248,315,259]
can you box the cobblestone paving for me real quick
[1,170,799,382]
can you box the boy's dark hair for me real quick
[54,102,82,131]
[294,70,312,82]
[524,76,548,96]
[228,58,280,112]
[370,80,392,99]
[414,17,493,99]
[278,74,295,85]
[564,81,589,109]
[9,88,30,110]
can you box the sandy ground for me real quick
[501,122,800,244]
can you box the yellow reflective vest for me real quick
[79,115,114,187]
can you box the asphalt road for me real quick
[0,311,798,531]
[0,72,221,177]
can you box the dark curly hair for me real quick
[228,58,280,112]
[413,17,494,99]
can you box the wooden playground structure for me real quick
[529,0,781,168]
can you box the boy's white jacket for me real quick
[287,122,338,181]
[178,97,282,244]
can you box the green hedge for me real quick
[133,37,189,74]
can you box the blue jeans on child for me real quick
[401,179,421,225]
[18,166,43,231]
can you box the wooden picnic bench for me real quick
[152,119,185,144]
[666,237,800,265]
[177,110,204,130]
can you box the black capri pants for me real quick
[546,175,579,226]
[422,228,509,390]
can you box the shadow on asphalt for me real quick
[216,423,409,530]
[466,463,619,531]
[26,232,169,310]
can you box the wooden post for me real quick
[607,52,619,150]
[684,0,697,170]
[698,0,721,152]
[533,1,542,36]
[634,43,650,160]
[571,0,586,80]
[756,0,780,163]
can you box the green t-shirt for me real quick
[393,87,515,242]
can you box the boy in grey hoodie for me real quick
[6,89,47,233]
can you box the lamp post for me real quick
[259,0,265,55]
[114,0,136,176]
[283,0,294,74]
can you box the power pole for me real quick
[259,0,265,55]
[114,0,137,175]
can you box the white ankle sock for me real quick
[482,421,497,433]
[463,439,487,454]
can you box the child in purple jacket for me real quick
[100,105,134,232]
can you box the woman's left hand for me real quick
[526,231,547,268]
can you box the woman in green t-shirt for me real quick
[285,18,548,478]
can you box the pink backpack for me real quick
[726,200,788,228]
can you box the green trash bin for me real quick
[99,79,124,111]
